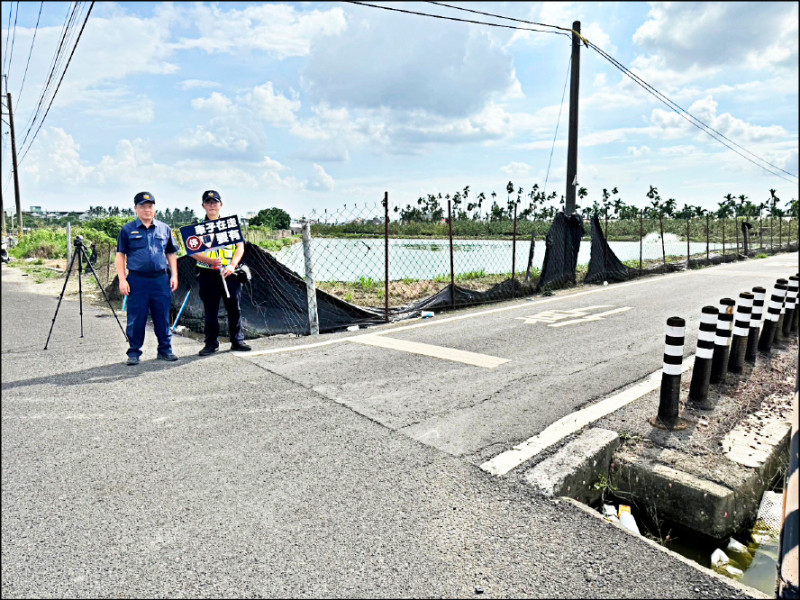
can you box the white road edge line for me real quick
[479,356,695,477]
[350,335,508,369]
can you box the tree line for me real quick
[397,183,799,223]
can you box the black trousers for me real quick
[197,268,244,346]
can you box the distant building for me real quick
[29,206,43,215]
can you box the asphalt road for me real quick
[3,255,795,598]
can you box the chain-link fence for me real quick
[241,199,798,319]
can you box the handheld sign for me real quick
[180,215,243,256]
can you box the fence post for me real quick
[784,275,798,338]
[448,199,454,309]
[706,214,710,262]
[651,316,687,430]
[685,217,690,268]
[759,280,787,355]
[301,220,320,336]
[512,202,517,297]
[746,287,767,364]
[639,210,643,275]
[384,191,389,323]
[721,217,726,260]
[710,297,736,384]
[735,216,740,257]
[688,305,719,408]
[728,292,753,373]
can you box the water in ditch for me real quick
[595,498,782,596]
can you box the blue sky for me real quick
[1,1,797,220]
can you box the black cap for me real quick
[134,191,155,205]
[202,190,221,203]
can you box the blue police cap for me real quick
[134,192,155,205]
[202,190,221,203]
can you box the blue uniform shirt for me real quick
[117,218,178,273]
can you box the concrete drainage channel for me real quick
[516,328,797,597]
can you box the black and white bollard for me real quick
[650,316,687,430]
[774,278,790,346]
[710,298,736,384]
[783,275,798,338]
[727,292,753,373]
[746,286,766,364]
[688,306,718,408]
[792,274,799,334]
[759,280,788,355]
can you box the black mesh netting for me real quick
[170,242,390,337]
[536,212,585,292]
[585,214,635,284]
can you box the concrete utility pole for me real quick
[6,92,23,236]
[565,20,581,215]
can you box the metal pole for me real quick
[512,202,517,297]
[301,220,320,335]
[6,93,23,237]
[564,20,581,215]
[384,191,389,323]
[448,199,455,309]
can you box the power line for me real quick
[344,1,570,39]
[16,1,44,105]
[19,2,93,164]
[348,0,797,183]
[17,1,82,156]
[2,2,19,82]
[434,2,798,183]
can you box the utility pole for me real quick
[565,20,581,215]
[6,93,23,236]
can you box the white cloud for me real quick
[501,162,533,176]
[302,9,517,118]
[650,96,787,143]
[306,164,335,192]
[628,146,651,158]
[191,92,233,113]
[175,3,347,58]
[179,79,221,91]
[633,2,798,74]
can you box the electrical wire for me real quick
[543,53,571,199]
[19,2,93,164]
[348,1,797,183]
[17,1,81,153]
[15,2,44,105]
[344,1,570,38]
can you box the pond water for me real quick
[273,236,724,282]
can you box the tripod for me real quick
[44,235,128,350]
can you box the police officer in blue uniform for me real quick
[194,190,251,355]
[115,192,180,366]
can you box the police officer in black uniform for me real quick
[116,191,180,366]
[194,190,251,355]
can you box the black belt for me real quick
[129,269,168,278]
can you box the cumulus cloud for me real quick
[633,2,798,74]
[651,96,787,143]
[175,3,347,58]
[302,9,517,118]
[305,163,335,192]
[501,162,533,176]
